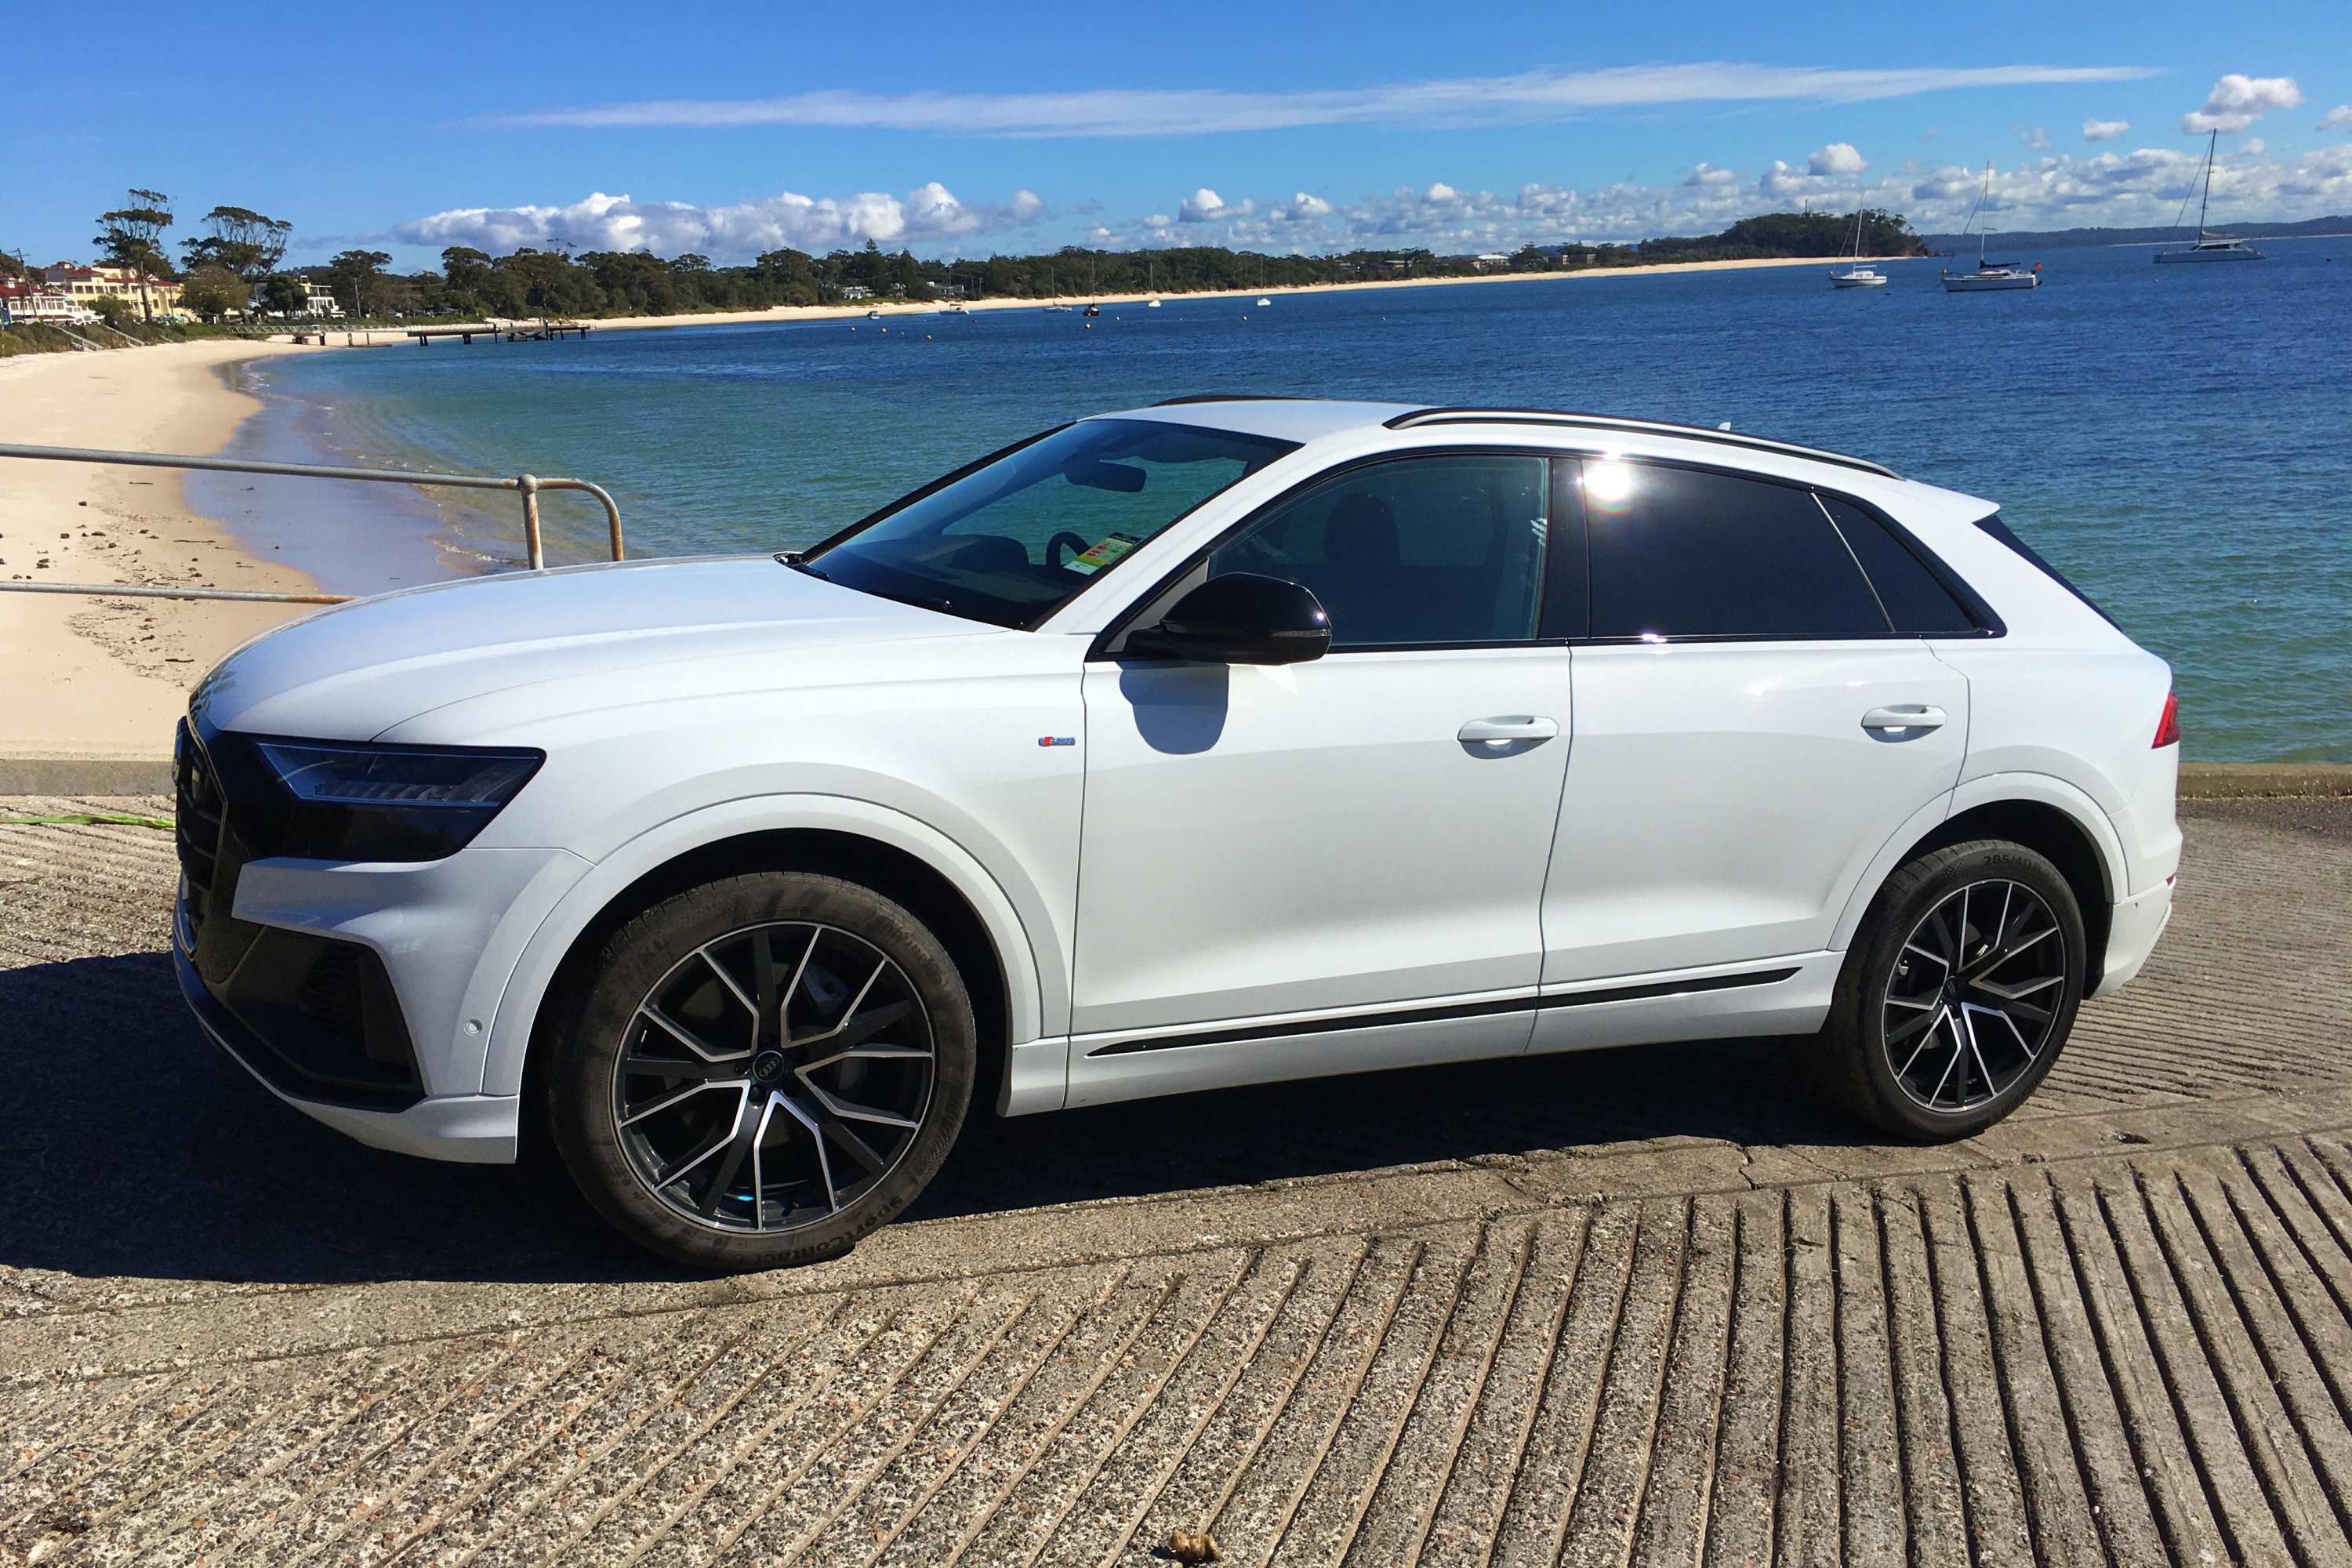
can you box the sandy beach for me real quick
[0,341,345,759]
[0,251,1911,761]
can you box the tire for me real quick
[1809,839,2087,1142]
[545,871,975,1270]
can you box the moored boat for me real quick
[2157,131,2263,263]
[1941,164,2042,292]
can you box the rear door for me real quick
[1539,460,1975,986]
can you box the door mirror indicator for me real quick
[1129,573,1331,665]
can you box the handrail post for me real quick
[517,474,545,570]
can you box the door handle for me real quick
[1860,704,1948,735]
[1457,715,1559,745]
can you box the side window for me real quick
[1817,495,1979,633]
[1206,455,1549,648]
[1584,463,1889,639]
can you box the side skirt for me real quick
[1051,956,1836,1112]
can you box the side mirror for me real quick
[1129,573,1330,665]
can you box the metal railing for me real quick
[0,442,624,605]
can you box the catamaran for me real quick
[2157,129,2263,263]
[1941,164,2042,292]
[1831,207,1889,289]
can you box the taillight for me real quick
[2152,689,2180,749]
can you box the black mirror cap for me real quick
[1141,572,1331,665]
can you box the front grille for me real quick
[174,720,227,942]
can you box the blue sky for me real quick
[10,0,2351,270]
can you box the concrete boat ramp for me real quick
[3,795,2350,1565]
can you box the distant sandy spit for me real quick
[577,252,1921,333]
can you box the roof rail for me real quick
[1381,407,1900,479]
[1152,394,1309,407]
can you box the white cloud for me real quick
[1273,192,1334,222]
[1808,142,1867,175]
[2014,125,2053,151]
[2183,74,2303,135]
[394,183,1047,260]
[2082,118,2131,142]
[2321,104,2352,132]
[1682,162,1740,187]
[1177,187,1253,222]
[1093,140,2352,256]
[489,61,2159,138]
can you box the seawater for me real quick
[237,243,2352,761]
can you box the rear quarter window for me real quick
[1817,496,1981,634]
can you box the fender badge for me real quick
[1037,735,1076,747]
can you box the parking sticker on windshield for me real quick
[1065,532,1141,575]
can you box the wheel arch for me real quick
[1835,774,2123,991]
[485,797,1055,1123]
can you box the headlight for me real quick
[252,740,543,861]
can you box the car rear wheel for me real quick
[546,871,975,1270]
[1810,840,2086,1142]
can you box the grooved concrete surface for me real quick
[3,797,2350,1566]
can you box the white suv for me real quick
[174,399,2182,1268]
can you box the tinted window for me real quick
[1207,455,1550,648]
[1584,463,1888,639]
[806,419,1295,630]
[1817,496,1980,633]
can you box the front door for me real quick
[1073,452,1572,1050]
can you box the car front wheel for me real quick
[546,871,975,1270]
[1812,839,2086,1142]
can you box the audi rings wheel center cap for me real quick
[751,1050,786,1084]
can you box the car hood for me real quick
[191,554,990,739]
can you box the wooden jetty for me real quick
[408,320,593,347]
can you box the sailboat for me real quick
[1830,207,1889,288]
[1940,164,2042,292]
[1146,259,1162,306]
[2157,130,2263,263]
[1254,258,1271,307]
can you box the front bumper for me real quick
[172,721,588,1162]
[178,942,520,1161]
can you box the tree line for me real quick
[12,191,1930,328]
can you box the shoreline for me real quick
[0,339,364,757]
[536,252,1928,335]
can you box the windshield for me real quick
[800,419,1298,629]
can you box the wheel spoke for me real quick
[823,1116,894,1177]
[1924,1014,1964,1106]
[700,1091,768,1218]
[654,1088,749,1189]
[639,1006,750,1065]
[750,1094,779,1230]
[619,1078,739,1127]
[779,927,820,1041]
[1894,1004,1947,1080]
[774,1091,839,1213]
[699,946,760,1018]
[622,1049,746,1083]
[1960,1006,1999,1099]
[1973,971,2062,1002]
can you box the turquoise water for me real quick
[237,245,2350,761]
